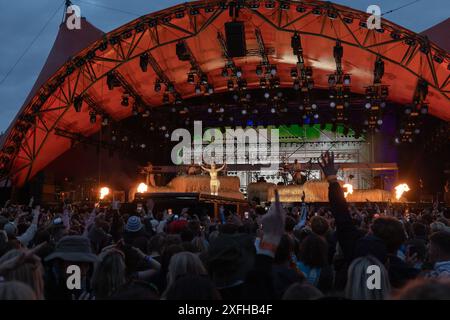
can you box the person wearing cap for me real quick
[44,235,99,300]
[123,216,149,253]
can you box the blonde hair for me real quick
[0,249,44,300]
[165,252,207,293]
[0,281,37,300]
[345,255,391,300]
[91,249,126,299]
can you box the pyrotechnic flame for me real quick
[137,183,148,194]
[99,187,110,200]
[395,183,410,200]
[343,184,354,198]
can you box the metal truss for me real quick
[1,0,449,185]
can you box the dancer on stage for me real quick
[201,162,226,196]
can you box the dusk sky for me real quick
[0,0,448,133]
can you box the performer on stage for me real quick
[292,159,306,185]
[201,162,226,196]
[140,162,156,187]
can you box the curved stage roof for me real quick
[1,0,449,187]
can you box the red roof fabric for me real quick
[1,0,449,187]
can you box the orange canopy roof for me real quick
[1,0,449,187]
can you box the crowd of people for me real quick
[1,152,450,300]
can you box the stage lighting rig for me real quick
[140,53,149,72]
[73,96,83,113]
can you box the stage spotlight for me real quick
[154,80,161,92]
[327,10,338,19]
[241,109,247,115]
[107,73,116,91]
[225,21,247,57]
[189,8,199,15]
[208,107,213,114]
[377,119,383,126]
[365,102,371,109]
[163,93,170,104]
[374,57,385,83]
[200,74,208,85]
[290,68,298,78]
[260,78,267,88]
[140,53,149,72]
[235,68,243,78]
[271,107,276,114]
[343,16,353,24]
[333,41,343,62]
[330,102,336,108]
[420,104,428,115]
[256,65,263,76]
[343,75,351,85]
[329,89,336,99]
[121,94,129,107]
[328,74,336,86]
[296,5,306,13]
[311,104,318,110]
[280,2,290,10]
[102,115,109,126]
[313,113,319,120]
[312,7,322,15]
[433,55,444,64]
[74,96,83,112]
[404,38,416,46]
[265,1,275,9]
[390,31,401,40]
[222,68,229,77]
[89,112,97,124]
[238,79,248,90]
[227,80,234,91]
[291,32,301,54]
[394,137,400,144]
[264,92,270,99]
[176,42,190,61]
[414,128,421,135]
[270,65,277,76]
[187,73,195,84]
[273,78,280,88]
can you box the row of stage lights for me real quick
[2,1,444,175]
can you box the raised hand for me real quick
[260,189,286,247]
[318,151,339,181]
[31,206,41,225]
